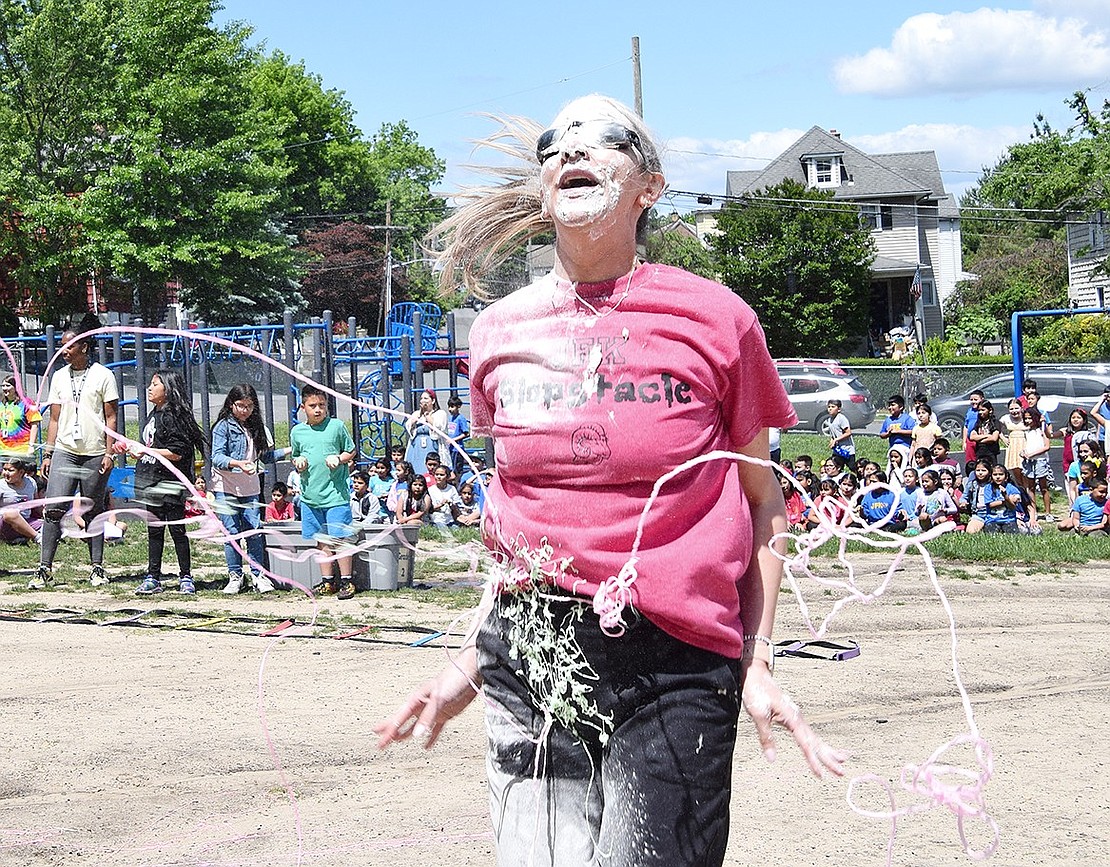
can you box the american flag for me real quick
[910,266,923,301]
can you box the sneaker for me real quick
[253,574,275,594]
[90,564,110,587]
[318,579,338,596]
[337,580,356,600]
[221,572,246,595]
[27,564,52,591]
[136,575,163,595]
[178,575,196,595]
[1043,513,1057,522]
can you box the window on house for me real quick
[1091,211,1107,251]
[809,157,842,188]
[859,204,894,231]
[921,280,936,307]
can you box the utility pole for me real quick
[632,36,643,117]
[383,200,393,333]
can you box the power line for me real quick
[268,55,631,154]
[664,189,1103,225]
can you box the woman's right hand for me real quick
[291,456,308,472]
[374,647,481,750]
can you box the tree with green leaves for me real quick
[646,215,715,279]
[944,238,1068,348]
[955,90,1108,356]
[247,59,447,322]
[967,91,1109,227]
[0,0,119,323]
[365,121,446,257]
[0,0,448,327]
[0,0,302,324]
[247,50,378,224]
[708,179,875,357]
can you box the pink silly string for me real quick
[611,450,998,864]
[257,634,307,867]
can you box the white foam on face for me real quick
[549,161,624,229]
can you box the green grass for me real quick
[781,432,888,467]
[791,522,1110,564]
[0,515,485,602]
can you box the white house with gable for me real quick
[717,126,967,343]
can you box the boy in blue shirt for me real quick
[879,395,915,450]
[445,394,470,475]
[856,470,905,531]
[290,384,358,598]
[1058,480,1108,535]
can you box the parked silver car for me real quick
[779,371,876,433]
[931,368,1110,440]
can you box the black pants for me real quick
[479,598,741,866]
[146,499,190,578]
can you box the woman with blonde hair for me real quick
[376,95,844,866]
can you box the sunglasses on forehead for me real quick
[536,119,643,164]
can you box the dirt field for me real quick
[1,551,1107,867]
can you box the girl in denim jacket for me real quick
[211,384,289,593]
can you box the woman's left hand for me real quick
[741,660,847,778]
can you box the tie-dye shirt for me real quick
[0,398,42,458]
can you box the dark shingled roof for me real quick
[726,127,954,214]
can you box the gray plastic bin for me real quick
[352,523,402,591]
[263,522,323,590]
[395,523,420,587]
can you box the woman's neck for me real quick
[552,231,638,284]
[69,357,89,372]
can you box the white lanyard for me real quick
[69,367,89,438]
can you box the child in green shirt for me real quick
[290,384,358,598]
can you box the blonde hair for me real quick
[427,95,663,300]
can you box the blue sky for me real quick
[216,1,1110,213]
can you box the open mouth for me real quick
[559,171,599,190]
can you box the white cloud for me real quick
[834,8,1110,96]
[662,123,1033,202]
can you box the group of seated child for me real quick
[162,440,491,538]
[778,437,1110,537]
[376,447,486,531]
[0,456,129,548]
[256,445,488,533]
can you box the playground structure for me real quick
[0,303,472,476]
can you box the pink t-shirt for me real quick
[469,263,796,658]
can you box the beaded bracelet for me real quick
[742,633,775,674]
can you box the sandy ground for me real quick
[0,550,1107,867]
